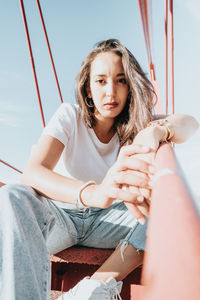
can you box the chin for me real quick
[95,107,123,121]
[102,111,120,119]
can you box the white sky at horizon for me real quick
[0,0,199,200]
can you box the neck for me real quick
[93,115,116,143]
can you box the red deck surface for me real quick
[51,247,142,299]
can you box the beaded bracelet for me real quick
[76,181,96,212]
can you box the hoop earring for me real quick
[85,97,94,108]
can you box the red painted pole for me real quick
[36,0,63,104]
[137,0,163,114]
[137,0,153,80]
[19,0,46,127]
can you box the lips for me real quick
[103,102,118,109]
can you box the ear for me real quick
[86,85,92,98]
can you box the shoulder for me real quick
[51,102,82,126]
[56,102,81,118]
[42,102,81,146]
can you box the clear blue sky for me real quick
[0,0,199,198]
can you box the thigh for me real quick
[42,199,79,254]
[79,201,139,249]
[1,183,78,255]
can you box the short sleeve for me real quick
[42,102,78,147]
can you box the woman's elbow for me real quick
[20,167,32,186]
[186,115,199,138]
[20,164,39,186]
[192,116,200,131]
[172,115,199,143]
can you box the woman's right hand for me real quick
[81,144,154,222]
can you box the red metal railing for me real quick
[131,143,200,299]
[19,0,46,127]
[137,0,162,114]
[137,0,156,82]
[36,0,63,104]
[19,0,66,127]
[138,0,174,115]
[0,159,22,174]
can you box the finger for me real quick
[148,165,156,175]
[133,152,156,165]
[136,200,150,217]
[138,187,152,199]
[125,202,146,224]
[144,197,151,206]
[127,184,140,195]
[109,186,146,205]
[127,186,150,216]
[138,186,151,205]
[118,144,154,159]
[122,183,151,203]
[114,171,151,188]
[116,156,153,174]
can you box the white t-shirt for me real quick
[42,102,120,209]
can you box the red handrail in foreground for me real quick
[131,143,200,299]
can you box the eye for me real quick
[96,79,105,84]
[118,78,127,84]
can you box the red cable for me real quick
[137,0,156,82]
[19,0,46,127]
[0,159,22,174]
[165,0,168,114]
[170,0,174,114]
[36,0,63,104]
[144,1,153,65]
[138,0,150,64]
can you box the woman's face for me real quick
[88,51,129,123]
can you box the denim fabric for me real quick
[0,184,147,300]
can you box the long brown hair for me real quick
[75,39,155,147]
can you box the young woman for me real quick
[0,39,198,300]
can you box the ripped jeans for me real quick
[0,184,148,300]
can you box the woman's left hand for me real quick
[124,125,167,221]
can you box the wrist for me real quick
[147,119,174,142]
[79,181,97,208]
[76,181,96,211]
[154,125,168,142]
[133,126,160,149]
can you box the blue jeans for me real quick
[0,184,147,300]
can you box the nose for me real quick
[105,80,116,98]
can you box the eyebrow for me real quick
[94,73,126,77]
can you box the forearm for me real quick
[164,114,199,143]
[133,113,199,149]
[21,165,84,204]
